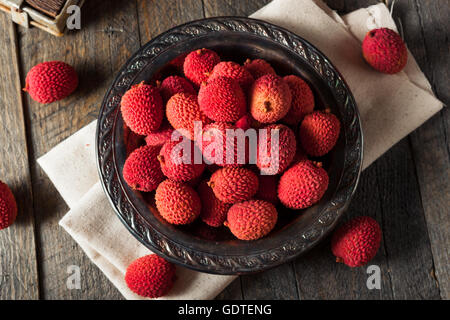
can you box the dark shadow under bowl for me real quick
[96,17,363,275]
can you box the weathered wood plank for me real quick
[0,16,39,300]
[17,0,142,299]
[202,0,271,17]
[375,139,440,299]
[215,278,243,300]
[136,0,204,43]
[396,0,449,299]
[241,263,299,299]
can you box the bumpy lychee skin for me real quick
[198,77,247,122]
[158,140,205,182]
[166,92,211,140]
[299,109,341,157]
[155,179,201,225]
[257,124,296,175]
[197,122,247,167]
[123,145,164,192]
[225,200,277,240]
[208,61,254,91]
[255,175,279,204]
[0,181,18,230]
[197,180,231,227]
[362,28,407,74]
[249,74,292,124]
[158,75,195,102]
[208,167,259,204]
[145,121,174,147]
[281,75,315,125]
[243,59,276,79]
[278,160,329,209]
[183,48,221,86]
[125,254,176,298]
[24,61,78,104]
[235,113,254,131]
[331,216,382,267]
[121,82,164,136]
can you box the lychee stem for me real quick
[324,108,331,113]
[314,161,323,168]
[156,80,161,88]
[263,101,272,112]
[157,155,165,165]
[244,58,251,65]
[336,257,344,263]
[207,180,214,188]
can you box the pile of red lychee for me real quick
[121,47,341,242]
[120,29,405,295]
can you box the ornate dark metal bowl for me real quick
[96,17,363,275]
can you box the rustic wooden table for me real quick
[0,0,448,300]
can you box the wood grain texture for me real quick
[17,0,142,299]
[136,0,204,43]
[0,15,39,300]
[395,0,449,299]
[202,0,271,17]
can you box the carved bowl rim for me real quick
[96,17,363,274]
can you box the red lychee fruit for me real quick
[331,216,382,267]
[155,179,201,225]
[249,74,292,124]
[158,139,205,182]
[24,61,78,104]
[225,200,278,240]
[125,254,176,298]
[197,180,231,227]
[257,124,296,175]
[0,181,18,230]
[145,121,174,148]
[208,61,254,91]
[278,160,329,209]
[235,113,255,131]
[123,145,164,192]
[243,58,276,79]
[168,53,187,71]
[281,75,315,125]
[208,167,259,204]
[197,122,248,167]
[362,28,407,74]
[183,48,220,86]
[198,77,247,122]
[121,82,164,136]
[158,75,195,102]
[255,175,279,204]
[166,92,211,140]
[299,109,340,157]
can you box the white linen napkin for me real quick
[38,0,443,300]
